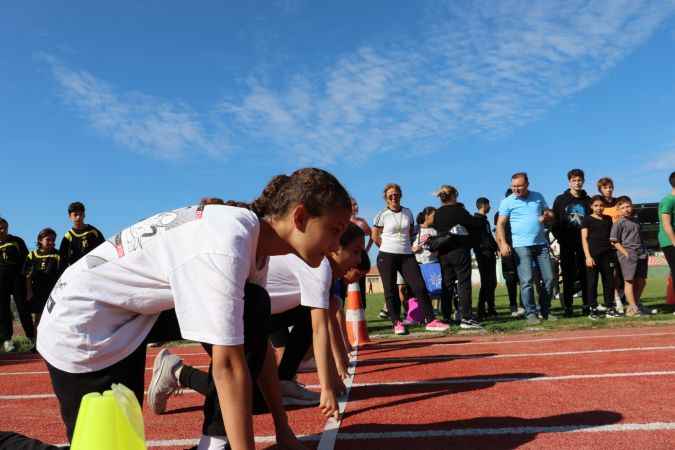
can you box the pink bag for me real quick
[405,297,424,324]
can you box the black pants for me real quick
[0,272,35,341]
[501,255,520,312]
[0,433,63,450]
[180,305,313,401]
[376,252,434,324]
[586,252,616,309]
[475,251,497,316]
[664,246,675,278]
[439,248,473,320]
[559,241,589,311]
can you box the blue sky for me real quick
[2,1,675,251]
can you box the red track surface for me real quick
[3,326,675,449]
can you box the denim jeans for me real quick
[513,245,554,318]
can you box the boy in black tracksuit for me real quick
[59,202,105,269]
[473,198,499,319]
[0,218,34,351]
[552,169,591,316]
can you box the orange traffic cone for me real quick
[345,281,370,347]
[667,276,675,305]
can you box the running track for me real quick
[3,325,675,449]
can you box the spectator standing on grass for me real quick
[610,196,647,317]
[597,176,627,313]
[59,202,105,269]
[552,169,591,317]
[581,196,622,320]
[495,189,524,317]
[658,172,675,280]
[432,185,483,329]
[473,198,499,320]
[496,172,557,325]
[24,228,61,331]
[372,183,449,335]
[0,217,34,352]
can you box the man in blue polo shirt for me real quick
[496,172,557,324]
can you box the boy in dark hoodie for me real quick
[552,169,591,316]
[473,197,499,319]
[59,202,105,269]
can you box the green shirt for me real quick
[658,194,675,248]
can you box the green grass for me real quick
[364,269,675,338]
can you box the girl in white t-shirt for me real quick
[372,183,449,335]
[412,207,438,264]
[34,168,353,450]
[144,224,367,435]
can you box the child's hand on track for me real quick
[320,388,340,421]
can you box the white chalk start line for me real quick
[5,369,675,401]
[316,347,359,450]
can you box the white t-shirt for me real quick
[373,207,414,254]
[267,255,332,315]
[37,205,267,373]
[414,227,438,264]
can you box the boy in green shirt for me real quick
[659,171,675,277]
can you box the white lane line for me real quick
[372,330,675,348]
[54,422,675,447]
[317,348,359,450]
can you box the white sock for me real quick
[197,435,229,450]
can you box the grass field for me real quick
[364,266,675,337]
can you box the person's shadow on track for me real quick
[335,410,623,449]
[354,352,498,376]
[346,372,543,416]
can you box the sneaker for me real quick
[511,307,525,318]
[393,321,407,335]
[588,309,601,321]
[596,305,608,312]
[625,306,641,317]
[297,357,316,373]
[280,380,320,406]
[606,308,623,318]
[2,340,14,353]
[378,309,389,319]
[526,315,541,325]
[147,349,183,414]
[425,319,450,332]
[459,318,483,330]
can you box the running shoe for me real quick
[605,308,623,318]
[280,380,320,406]
[596,305,608,312]
[587,309,601,321]
[393,321,407,335]
[378,309,389,319]
[459,318,483,330]
[147,349,183,414]
[425,319,450,332]
[625,306,641,317]
[2,340,14,353]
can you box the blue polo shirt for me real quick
[498,191,549,247]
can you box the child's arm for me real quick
[662,212,675,246]
[580,228,595,267]
[328,295,350,382]
[310,307,340,419]
[612,241,629,257]
[211,344,255,450]
[609,222,629,257]
[255,342,306,450]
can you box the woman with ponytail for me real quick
[31,168,352,450]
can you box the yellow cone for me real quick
[70,383,147,450]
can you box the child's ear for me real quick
[291,204,309,232]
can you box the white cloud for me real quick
[221,0,675,163]
[645,149,675,170]
[40,54,229,159]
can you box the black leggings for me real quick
[439,248,473,320]
[376,252,434,324]
[0,272,34,342]
[476,251,497,315]
[664,246,675,278]
[501,255,520,312]
[586,252,616,309]
[560,241,589,310]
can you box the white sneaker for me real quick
[297,357,316,373]
[596,305,608,312]
[280,380,320,406]
[3,340,14,352]
[147,349,183,414]
[197,435,229,450]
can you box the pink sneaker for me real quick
[393,321,408,335]
[425,319,450,332]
